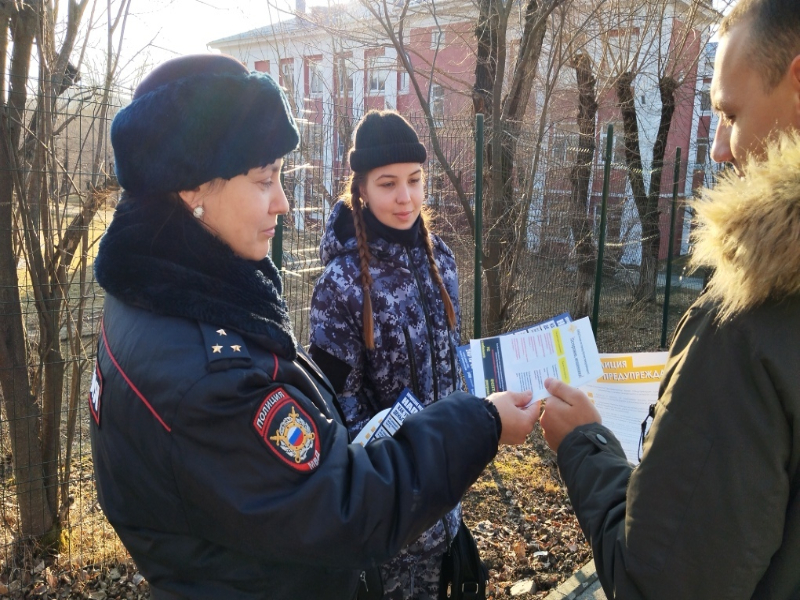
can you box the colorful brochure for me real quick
[456,312,571,395]
[584,352,668,464]
[352,388,424,446]
[469,316,603,403]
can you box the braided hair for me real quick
[343,170,456,350]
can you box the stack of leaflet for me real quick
[459,315,604,405]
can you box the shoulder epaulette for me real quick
[197,323,253,372]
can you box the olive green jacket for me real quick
[557,134,800,599]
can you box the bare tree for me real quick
[0,0,131,543]
[568,51,598,318]
[597,0,719,301]
[344,0,571,333]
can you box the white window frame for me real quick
[368,56,393,95]
[308,59,323,97]
[336,59,355,97]
[399,70,410,94]
[280,60,295,93]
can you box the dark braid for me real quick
[419,214,456,331]
[344,173,376,350]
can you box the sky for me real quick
[90,0,732,87]
[96,0,330,85]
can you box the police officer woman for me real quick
[90,54,540,600]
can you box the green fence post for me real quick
[661,146,682,348]
[474,113,484,339]
[273,171,285,271]
[591,124,613,336]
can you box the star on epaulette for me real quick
[197,322,253,370]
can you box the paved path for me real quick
[543,561,606,600]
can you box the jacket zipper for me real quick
[405,248,440,403]
[402,327,422,399]
[448,333,458,395]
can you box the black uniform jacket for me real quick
[556,135,800,599]
[90,198,499,600]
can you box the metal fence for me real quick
[1,91,716,573]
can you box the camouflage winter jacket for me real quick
[309,201,463,578]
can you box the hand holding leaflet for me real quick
[470,316,603,405]
[456,313,571,395]
[353,388,424,446]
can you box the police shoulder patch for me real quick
[88,360,103,426]
[253,387,321,473]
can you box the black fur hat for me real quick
[111,54,299,195]
[348,110,426,173]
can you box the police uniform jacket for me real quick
[555,135,800,599]
[90,197,500,600]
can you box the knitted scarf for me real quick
[95,196,297,359]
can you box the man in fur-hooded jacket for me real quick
[538,0,800,598]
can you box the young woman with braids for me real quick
[310,110,467,599]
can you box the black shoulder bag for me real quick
[439,520,489,600]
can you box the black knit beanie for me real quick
[111,54,299,195]
[348,110,427,173]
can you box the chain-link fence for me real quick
[2,92,715,572]
[1,81,126,576]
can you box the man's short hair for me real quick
[720,0,800,90]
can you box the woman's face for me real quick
[180,159,289,261]
[361,163,424,230]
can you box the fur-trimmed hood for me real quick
[691,132,800,319]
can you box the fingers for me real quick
[511,389,534,407]
[489,391,540,445]
[539,381,602,452]
[544,378,581,407]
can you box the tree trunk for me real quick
[569,53,598,319]
[615,72,650,297]
[635,75,678,301]
[474,0,558,334]
[0,1,54,539]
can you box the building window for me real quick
[430,83,444,126]
[550,129,580,163]
[699,87,711,113]
[368,56,392,95]
[301,121,324,162]
[431,30,445,49]
[399,70,409,94]
[280,60,295,94]
[599,124,626,164]
[336,58,354,97]
[695,137,709,167]
[307,59,323,96]
[254,60,270,73]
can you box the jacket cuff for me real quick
[557,423,627,470]
[482,399,502,440]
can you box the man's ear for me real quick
[790,54,800,124]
